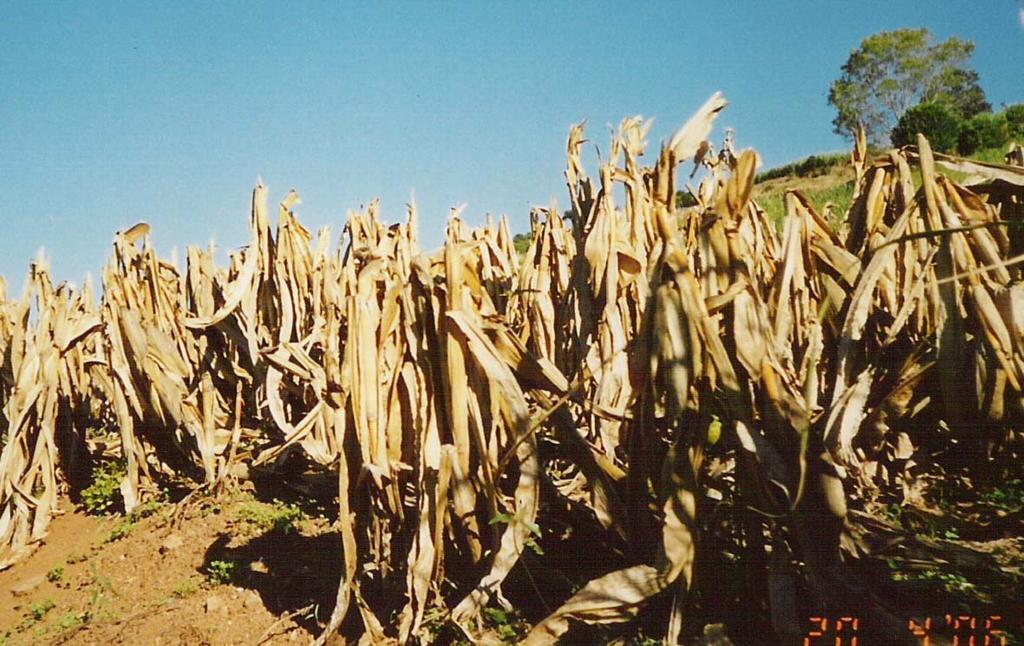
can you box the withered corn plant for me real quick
[0,93,1022,644]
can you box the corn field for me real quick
[1,94,1023,644]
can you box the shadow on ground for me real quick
[201,529,341,635]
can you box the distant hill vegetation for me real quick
[755,152,849,183]
[682,142,1018,226]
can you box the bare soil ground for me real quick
[0,484,339,645]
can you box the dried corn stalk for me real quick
[0,92,1021,645]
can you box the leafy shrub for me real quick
[891,102,961,152]
[958,113,1008,154]
[81,460,126,515]
[958,124,982,155]
[795,154,831,177]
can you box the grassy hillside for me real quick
[753,159,855,225]
[752,145,1013,225]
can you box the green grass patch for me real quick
[758,179,856,227]
[55,611,81,633]
[170,576,200,599]
[971,146,1013,165]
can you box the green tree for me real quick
[925,67,990,118]
[829,28,987,145]
[675,190,697,208]
[1004,104,1024,139]
[891,103,961,153]
[958,112,1008,155]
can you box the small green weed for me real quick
[89,562,115,595]
[891,564,975,594]
[81,587,113,625]
[107,518,136,542]
[981,479,1024,512]
[106,499,164,542]
[918,569,975,593]
[483,606,528,643]
[929,477,965,507]
[415,604,473,644]
[418,605,448,641]
[490,512,544,555]
[86,425,112,441]
[47,565,65,583]
[71,564,115,626]
[206,559,242,585]
[29,598,56,622]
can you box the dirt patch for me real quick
[0,489,337,645]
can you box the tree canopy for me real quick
[828,28,989,145]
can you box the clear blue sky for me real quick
[2,1,1022,287]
